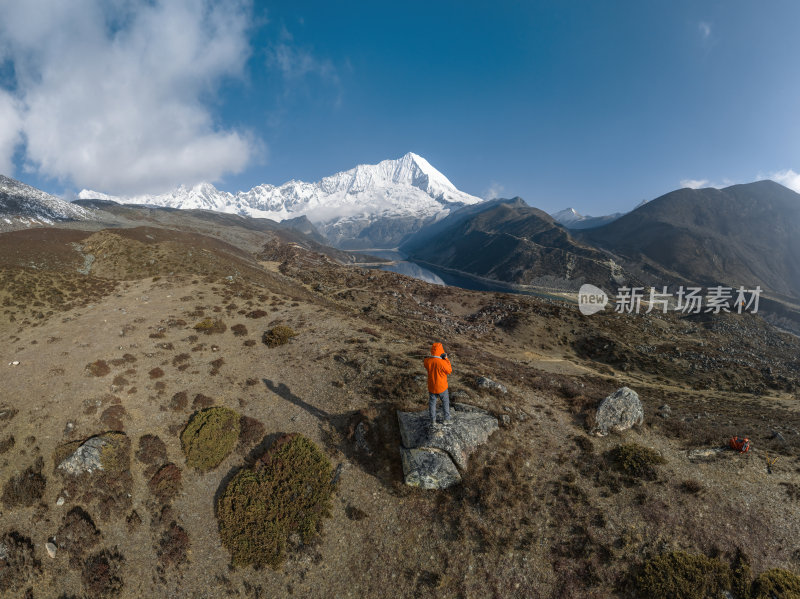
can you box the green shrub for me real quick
[180,407,240,472]
[262,325,296,348]
[635,551,733,599]
[194,318,226,335]
[217,434,334,568]
[610,443,665,480]
[751,568,800,599]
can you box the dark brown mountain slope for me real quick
[582,180,800,299]
[401,198,632,290]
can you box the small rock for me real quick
[499,414,511,427]
[0,542,8,561]
[687,447,725,461]
[45,542,57,559]
[476,376,507,394]
[658,404,671,419]
[56,496,65,506]
[772,431,786,443]
[9,361,19,366]
[354,421,372,454]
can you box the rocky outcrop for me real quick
[397,403,499,489]
[58,436,109,475]
[399,448,461,490]
[476,376,507,394]
[591,387,644,436]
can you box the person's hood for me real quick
[430,342,444,357]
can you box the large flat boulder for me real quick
[591,387,643,436]
[400,448,462,490]
[397,403,499,489]
[397,404,499,470]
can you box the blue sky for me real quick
[1,0,800,215]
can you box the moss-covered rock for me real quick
[751,568,800,599]
[262,325,296,348]
[635,551,733,599]
[217,433,334,568]
[180,407,240,472]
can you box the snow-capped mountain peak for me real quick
[551,207,583,224]
[0,174,91,228]
[80,153,483,248]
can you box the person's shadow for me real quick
[262,378,403,490]
[263,379,330,421]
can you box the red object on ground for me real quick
[729,436,750,453]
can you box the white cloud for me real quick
[680,178,710,189]
[265,29,342,107]
[698,21,711,40]
[484,182,505,200]
[0,89,22,175]
[267,43,338,82]
[0,0,258,194]
[765,169,800,193]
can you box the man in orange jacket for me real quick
[424,342,453,429]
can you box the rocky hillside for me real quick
[402,197,634,291]
[0,175,91,230]
[1,210,800,598]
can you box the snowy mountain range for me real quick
[550,207,624,229]
[79,153,483,248]
[0,175,91,230]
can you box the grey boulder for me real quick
[57,436,108,475]
[397,404,499,470]
[476,376,507,394]
[400,448,461,489]
[397,403,499,489]
[591,387,643,436]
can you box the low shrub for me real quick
[135,434,166,465]
[751,568,800,599]
[635,551,732,599]
[194,318,226,335]
[217,434,334,568]
[180,407,240,472]
[610,443,665,480]
[86,360,111,377]
[81,549,124,597]
[262,325,296,348]
[1,457,46,508]
[231,324,248,337]
[148,463,182,503]
[158,521,190,568]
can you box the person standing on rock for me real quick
[424,342,452,430]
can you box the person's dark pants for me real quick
[429,389,451,423]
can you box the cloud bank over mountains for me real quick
[0,0,257,195]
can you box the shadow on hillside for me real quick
[262,378,405,491]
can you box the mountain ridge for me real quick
[79,152,483,248]
[0,174,91,229]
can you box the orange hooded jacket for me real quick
[423,342,452,394]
